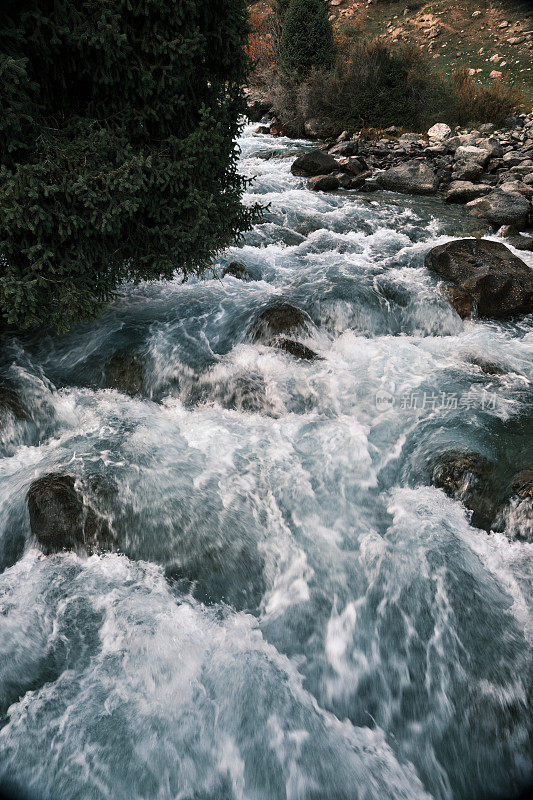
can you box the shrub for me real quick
[0,0,256,331]
[280,0,336,75]
[451,66,524,126]
[273,40,449,133]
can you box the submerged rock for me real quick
[376,159,439,195]
[430,451,498,531]
[222,262,254,281]
[0,385,26,426]
[276,339,318,361]
[104,350,145,395]
[425,238,533,319]
[248,303,311,343]
[248,304,317,360]
[493,468,533,542]
[27,474,112,554]
[291,149,338,178]
[465,190,530,229]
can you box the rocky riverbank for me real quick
[251,102,533,238]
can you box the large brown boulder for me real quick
[27,474,112,554]
[291,149,339,178]
[376,159,439,195]
[425,238,533,319]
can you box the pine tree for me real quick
[280,0,336,75]
[0,0,255,330]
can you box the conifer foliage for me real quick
[280,0,336,75]
[0,0,254,330]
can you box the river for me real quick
[0,124,532,800]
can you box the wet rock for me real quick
[249,303,311,342]
[467,355,506,375]
[443,285,473,319]
[308,174,340,192]
[493,468,533,542]
[104,350,145,396]
[0,385,26,425]
[222,262,254,281]
[465,190,530,229]
[27,474,112,554]
[430,451,498,531]
[291,149,339,178]
[426,238,533,319]
[255,125,270,135]
[444,181,491,203]
[276,339,318,361]
[376,159,439,195]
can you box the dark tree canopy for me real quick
[280,0,336,75]
[0,0,255,330]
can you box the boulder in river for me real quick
[248,304,317,359]
[451,161,484,182]
[308,174,340,192]
[430,451,498,531]
[27,473,112,554]
[248,303,311,343]
[454,146,490,168]
[291,150,339,178]
[465,190,530,229]
[425,238,533,319]
[105,350,145,396]
[376,159,439,195]
[223,262,254,281]
[444,181,491,204]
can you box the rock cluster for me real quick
[276,112,533,232]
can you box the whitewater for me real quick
[0,124,532,800]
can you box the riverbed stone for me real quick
[291,149,339,178]
[425,238,533,319]
[27,474,111,554]
[455,146,490,168]
[465,190,530,228]
[376,159,439,195]
[452,161,484,182]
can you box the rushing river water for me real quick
[0,125,532,800]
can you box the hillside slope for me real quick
[250,0,533,106]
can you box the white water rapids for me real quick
[0,125,532,800]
